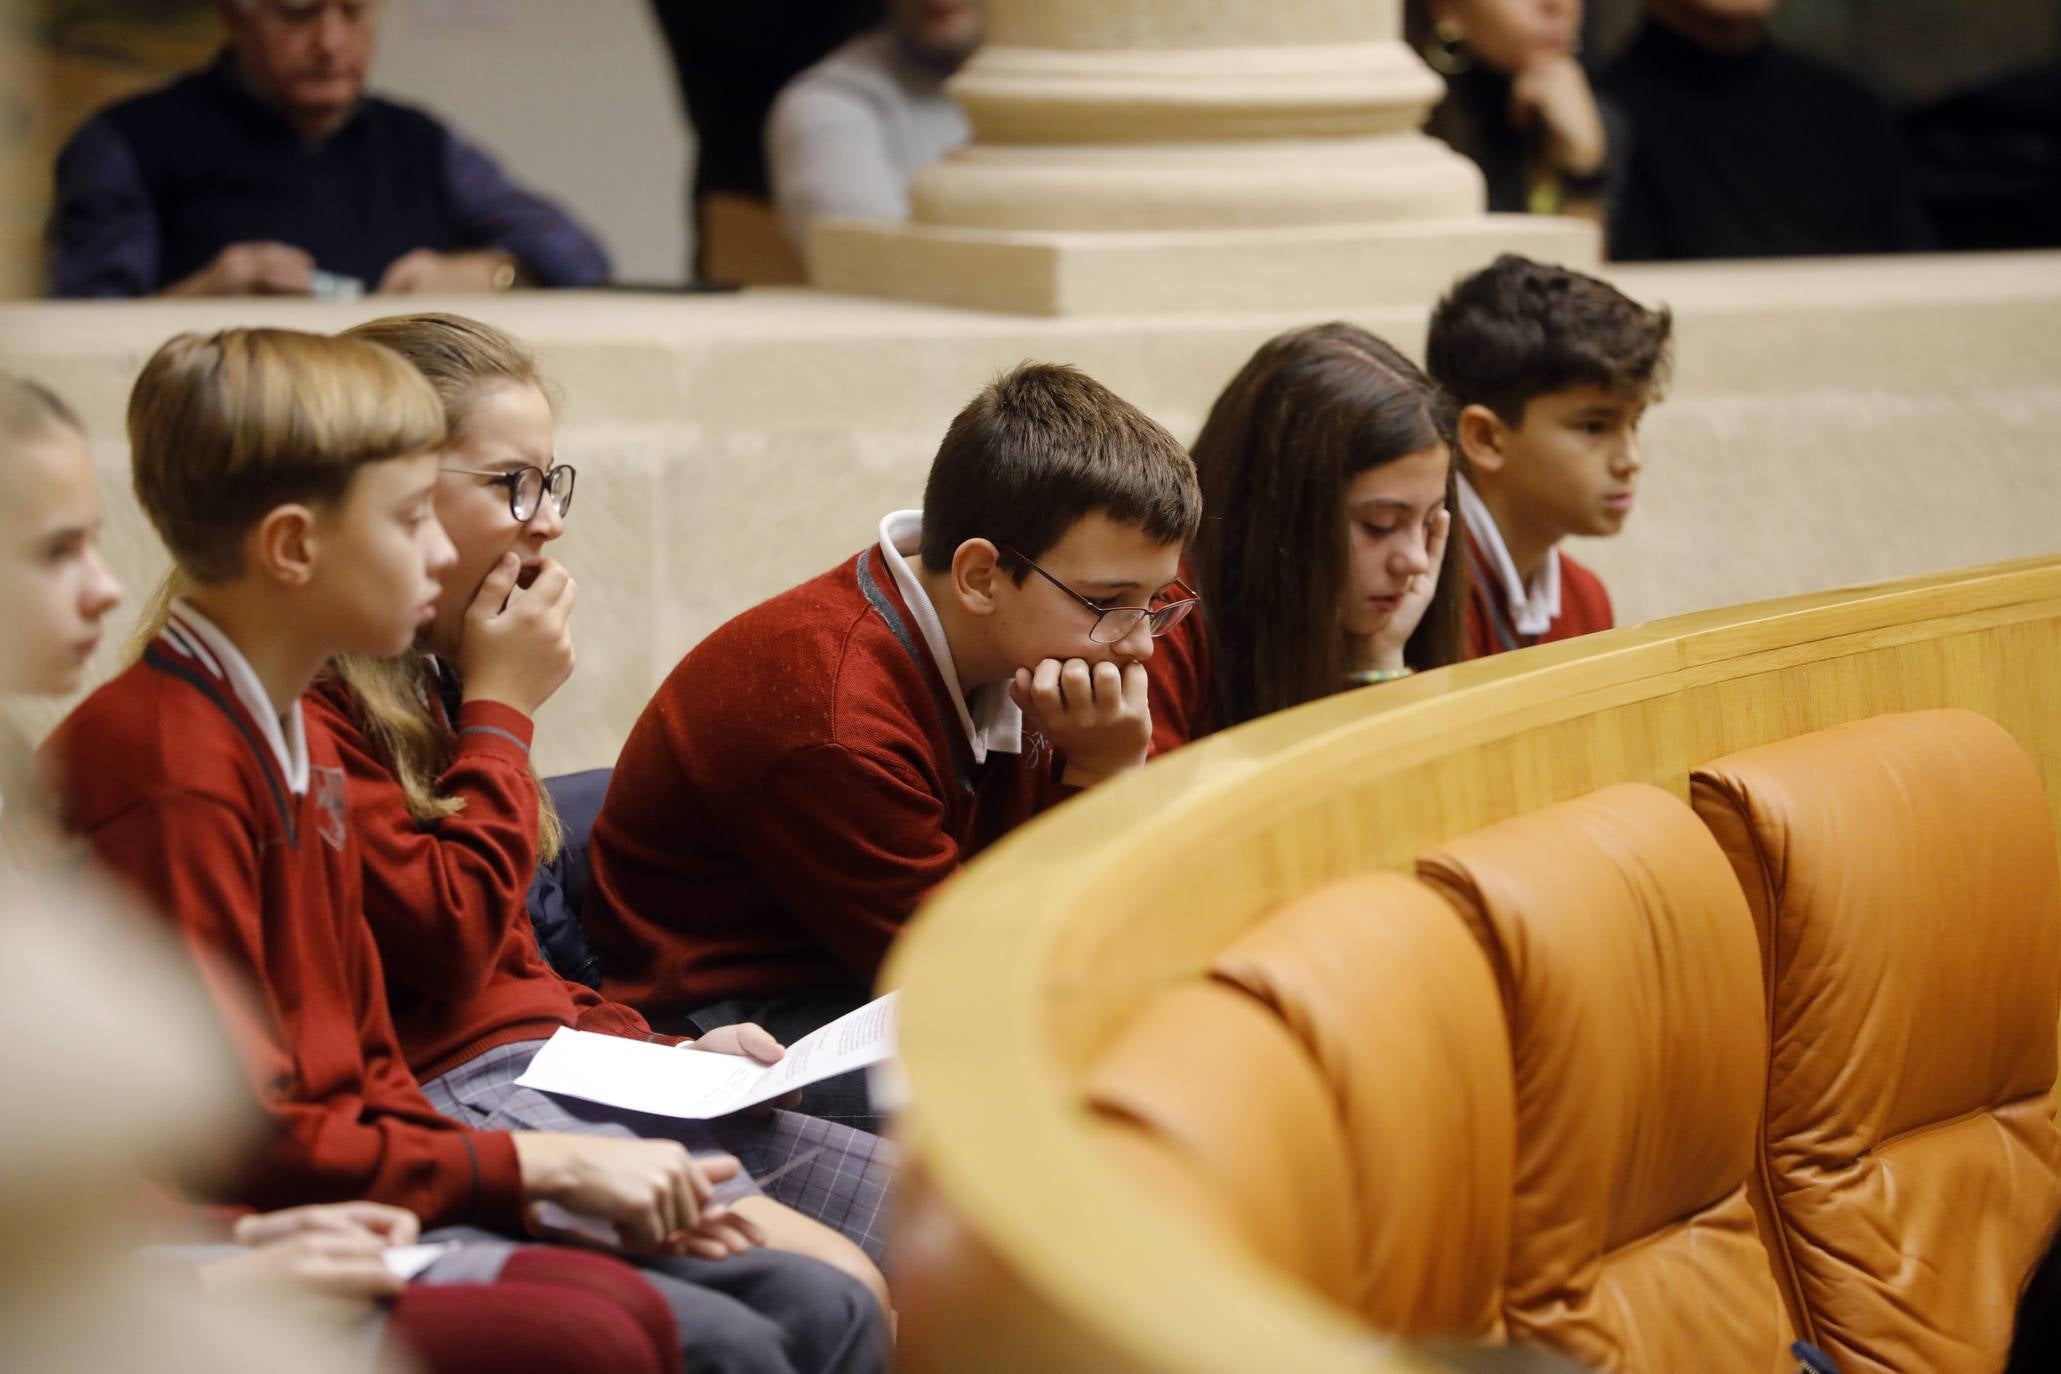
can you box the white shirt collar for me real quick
[1456,475,1561,638]
[163,598,311,797]
[876,511,1023,762]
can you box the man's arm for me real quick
[440,130,611,287]
[46,116,160,298]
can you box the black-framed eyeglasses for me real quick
[440,463,577,522]
[999,544,1199,645]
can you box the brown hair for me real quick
[919,362,1200,577]
[127,328,446,583]
[1189,322,1466,730]
[330,313,561,862]
[1426,254,1674,426]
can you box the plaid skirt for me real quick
[422,1039,896,1264]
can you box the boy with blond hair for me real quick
[42,328,887,1374]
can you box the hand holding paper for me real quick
[515,991,899,1120]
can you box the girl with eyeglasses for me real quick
[308,314,894,1315]
[1149,322,1468,750]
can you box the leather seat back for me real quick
[1693,708,2061,1373]
[1212,874,1514,1339]
[1419,783,1794,1372]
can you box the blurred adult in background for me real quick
[1413,0,1627,223]
[648,0,881,284]
[47,0,610,299]
[1903,62,2061,253]
[1600,0,1932,260]
[766,0,982,268]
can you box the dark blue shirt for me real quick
[47,56,610,297]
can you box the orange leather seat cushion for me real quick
[1694,708,2061,1374]
[1085,979,1363,1311]
[1212,873,1513,1340]
[1420,783,1794,1372]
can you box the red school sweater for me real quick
[304,674,666,1083]
[584,546,1071,1019]
[43,626,523,1229]
[1143,598,1213,756]
[1461,526,1616,659]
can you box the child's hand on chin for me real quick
[1365,507,1450,673]
[1011,657,1152,787]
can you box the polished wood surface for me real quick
[880,555,2061,1374]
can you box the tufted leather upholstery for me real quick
[1211,875,1514,1340]
[1418,783,1794,1372]
[1085,979,1365,1311]
[1693,709,2061,1374]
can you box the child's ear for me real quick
[251,504,319,588]
[1456,403,1508,476]
[950,538,1004,618]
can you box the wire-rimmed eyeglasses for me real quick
[1000,544,1199,645]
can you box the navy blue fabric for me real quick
[87,57,454,291]
[49,53,609,296]
[527,768,613,988]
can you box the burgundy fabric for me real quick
[387,1247,680,1374]
[585,547,1069,1019]
[44,630,521,1229]
[307,678,671,1085]
[1461,530,1615,659]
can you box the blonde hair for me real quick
[329,313,561,862]
[128,328,446,583]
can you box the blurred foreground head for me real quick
[0,871,398,1373]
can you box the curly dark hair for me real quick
[1426,254,1673,425]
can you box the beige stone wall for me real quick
[3,250,2056,772]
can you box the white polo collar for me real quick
[876,511,1023,762]
[163,598,311,797]
[1457,476,1561,639]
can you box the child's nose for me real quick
[427,520,458,576]
[526,497,567,542]
[1116,615,1156,664]
[85,550,124,613]
[1616,431,1646,475]
[1394,530,1433,577]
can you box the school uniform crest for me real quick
[313,766,349,852]
[1021,728,1051,770]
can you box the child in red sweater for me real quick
[306,313,889,1298]
[585,363,1202,1126]
[41,331,888,1374]
[0,372,684,1374]
[1149,323,1466,752]
[1424,254,1673,656]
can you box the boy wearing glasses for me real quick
[584,363,1200,1127]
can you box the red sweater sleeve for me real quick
[93,795,524,1229]
[1146,611,1210,753]
[566,978,676,1042]
[733,741,962,984]
[315,691,541,1005]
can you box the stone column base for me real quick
[811,214,1601,316]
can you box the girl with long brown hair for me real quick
[1151,322,1466,747]
[303,313,892,1311]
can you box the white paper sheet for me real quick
[382,1241,459,1280]
[514,991,899,1119]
